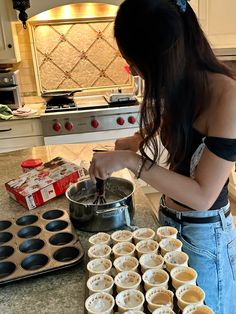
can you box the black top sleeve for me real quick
[205,137,236,161]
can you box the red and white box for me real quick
[5,157,86,210]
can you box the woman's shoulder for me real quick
[207,72,236,138]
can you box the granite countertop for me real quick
[0,143,159,314]
[0,103,46,122]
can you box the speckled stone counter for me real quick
[0,144,159,314]
[0,103,45,122]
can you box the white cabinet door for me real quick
[199,0,236,48]
[189,0,199,16]
[0,118,43,153]
[0,0,21,63]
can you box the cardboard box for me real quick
[5,157,85,210]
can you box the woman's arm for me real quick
[89,78,236,211]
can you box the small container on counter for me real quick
[21,159,43,172]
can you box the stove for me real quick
[41,95,140,145]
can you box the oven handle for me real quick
[0,128,12,132]
[0,86,17,91]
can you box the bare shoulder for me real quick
[207,73,236,138]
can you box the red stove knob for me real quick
[65,121,73,131]
[128,116,136,124]
[53,122,62,132]
[91,119,99,128]
[117,117,125,125]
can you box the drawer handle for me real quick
[0,128,12,132]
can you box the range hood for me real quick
[25,0,122,18]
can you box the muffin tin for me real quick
[0,208,84,284]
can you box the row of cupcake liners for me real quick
[84,228,210,314]
[0,208,84,284]
[85,256,182,313]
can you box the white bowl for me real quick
[116,289,145,313]
[87,258,112,277]
[88,232,111,246]
[113,242,136,259]
[135,239,159,258]
[133,228,155,244]
[176,284,205,310]
[142,268,169,291]
[139,253,164,273]
[114,256,139,273]
[182,304,214,314]
[123,311,145,314]
[114,270,142,292]
[88,244,111,260]
[85,292,115,314]
[164,251,189,271]
[87,274,114,295]
[152,306,176,314]
[145,287,174,312]
[170,266,197,289]
[159,237,182,256]
[156,226,178,242]
[111,230,133,244]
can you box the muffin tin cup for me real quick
[0,208,84,284]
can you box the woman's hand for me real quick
[115,132,142,152]
[89,150,135,183]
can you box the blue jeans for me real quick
[158,197,236,314]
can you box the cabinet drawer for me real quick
[0,136,44,153]
[0,119,42,139]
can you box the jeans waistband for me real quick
[160,196,231,224]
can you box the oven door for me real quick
[0,86,22,109]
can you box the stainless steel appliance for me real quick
[0,69,23,109]
[66,176,135,232]
[41,94,140,144]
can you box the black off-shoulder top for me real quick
[172,128,236,210]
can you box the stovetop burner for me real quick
[45,102,77,113]
[44,95,139,113]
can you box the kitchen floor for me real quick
[146,192,236,225]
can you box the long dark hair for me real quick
[114,0,235,169]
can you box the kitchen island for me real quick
[0,143,159,314]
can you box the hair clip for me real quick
[175,0,187,13]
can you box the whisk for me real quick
[93,178,106,204]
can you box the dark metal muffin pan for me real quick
[0,208,84,284]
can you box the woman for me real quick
[89,0,236,312]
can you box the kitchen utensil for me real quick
[93,178,106,204]
[0,208,84,285]
[66,176,135,232]
[41,89,82,103]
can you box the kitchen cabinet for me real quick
[198,0,236,48]
[0,118,43,153]
[189,0,198,15]
[0,0,21,63]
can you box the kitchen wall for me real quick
[15,24,37,97]
[14,3,131,99]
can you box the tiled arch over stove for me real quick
[33,20,131,91]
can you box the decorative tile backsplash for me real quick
[32,20,131,91]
